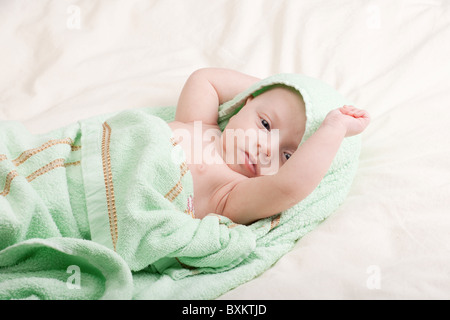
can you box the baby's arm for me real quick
[175,68,260,124]
[222,106,370,225]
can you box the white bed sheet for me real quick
[1,0,449,299]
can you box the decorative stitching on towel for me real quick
[0,159,81,197]
[183,208,195,218]
[102,122,118,251]
[164,162,189,202]
[12,138,77,167]
[270,214,281,230]
[64,160,81,167]
[0,170,19,196]
[26,158,66,182]
[170,137,178,146]
[165,181,183,202]
[205,213,239,229]
[179,162,188,178]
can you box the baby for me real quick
[169,68,370,225]
[0,67,369,283]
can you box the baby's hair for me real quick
[251,84,302,100]
[226,84,305,125]
[230,84,303,116]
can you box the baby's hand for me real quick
[323,105,371,137]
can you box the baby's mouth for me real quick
[244,151,259,176]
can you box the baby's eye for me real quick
[260,119,271,131]
[284,152,291,161]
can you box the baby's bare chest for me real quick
[168,121,242,219]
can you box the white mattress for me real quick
[1,0,449,299]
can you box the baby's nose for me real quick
[257,132,270,157]
[257,130,278,158]
[257,130,280,175]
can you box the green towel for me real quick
[0,109,255,299]
[134,73,361,299]
[0,73,360,300]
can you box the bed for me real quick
[1,0,449,299]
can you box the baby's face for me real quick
[221,86,306,177]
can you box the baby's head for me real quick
[221,85,306,177]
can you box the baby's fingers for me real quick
[355,110,366,117]
[339,105,355,115]
[340,105,370,119]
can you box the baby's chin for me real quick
[225,162,253,178]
